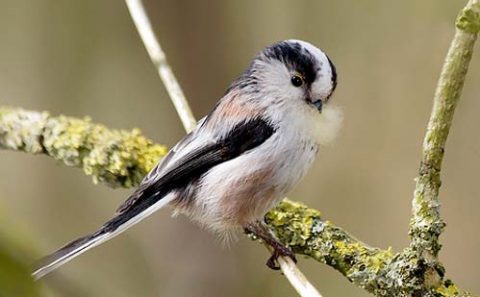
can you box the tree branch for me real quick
[125,0,196,133]
[409,0,480,257]
[0,107,167,188]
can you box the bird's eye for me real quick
[291,74,304,87]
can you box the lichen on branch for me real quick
[264,200,394,289]
[0,107,167,188]
[409,0,480,258]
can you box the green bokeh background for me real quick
[0,1,479,296]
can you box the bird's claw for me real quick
[266,242,297,270]
[244,222,297,270]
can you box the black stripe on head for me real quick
[262,41,318,85]
[326,54,337,97]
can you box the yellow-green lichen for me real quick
[265,199,320,247]
[264,197,398,292]
[436,281,473,297]
[0,107,49,154]
[456,3,480,33]
[0,107,168,188]
[44,115,167,187]
[335,242,394,275]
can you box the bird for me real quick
[32,39,342,279]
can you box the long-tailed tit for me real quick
[33,39,342,279]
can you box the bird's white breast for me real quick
[183,104,342,235]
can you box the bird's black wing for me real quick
[115,117,276,222]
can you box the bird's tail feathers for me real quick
[32,193,175,280]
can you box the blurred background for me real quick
[0,0,479,296]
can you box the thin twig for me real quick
[125,0,196,133]
[278,257,323,297]
[264,244,323,297]
[124,0,323,296]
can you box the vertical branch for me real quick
[125,0,197,133]
[409,0,480,256]
[124,0,322,296]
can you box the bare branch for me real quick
[125,0,197,133]
[277,255,324,297]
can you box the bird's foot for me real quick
[245,221,297,270]
[265,239,297,270]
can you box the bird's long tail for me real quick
[32,193,175,280]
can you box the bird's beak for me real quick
[312,99,323,112]
[306,97,323,113]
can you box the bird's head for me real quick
[230,39,337,114]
